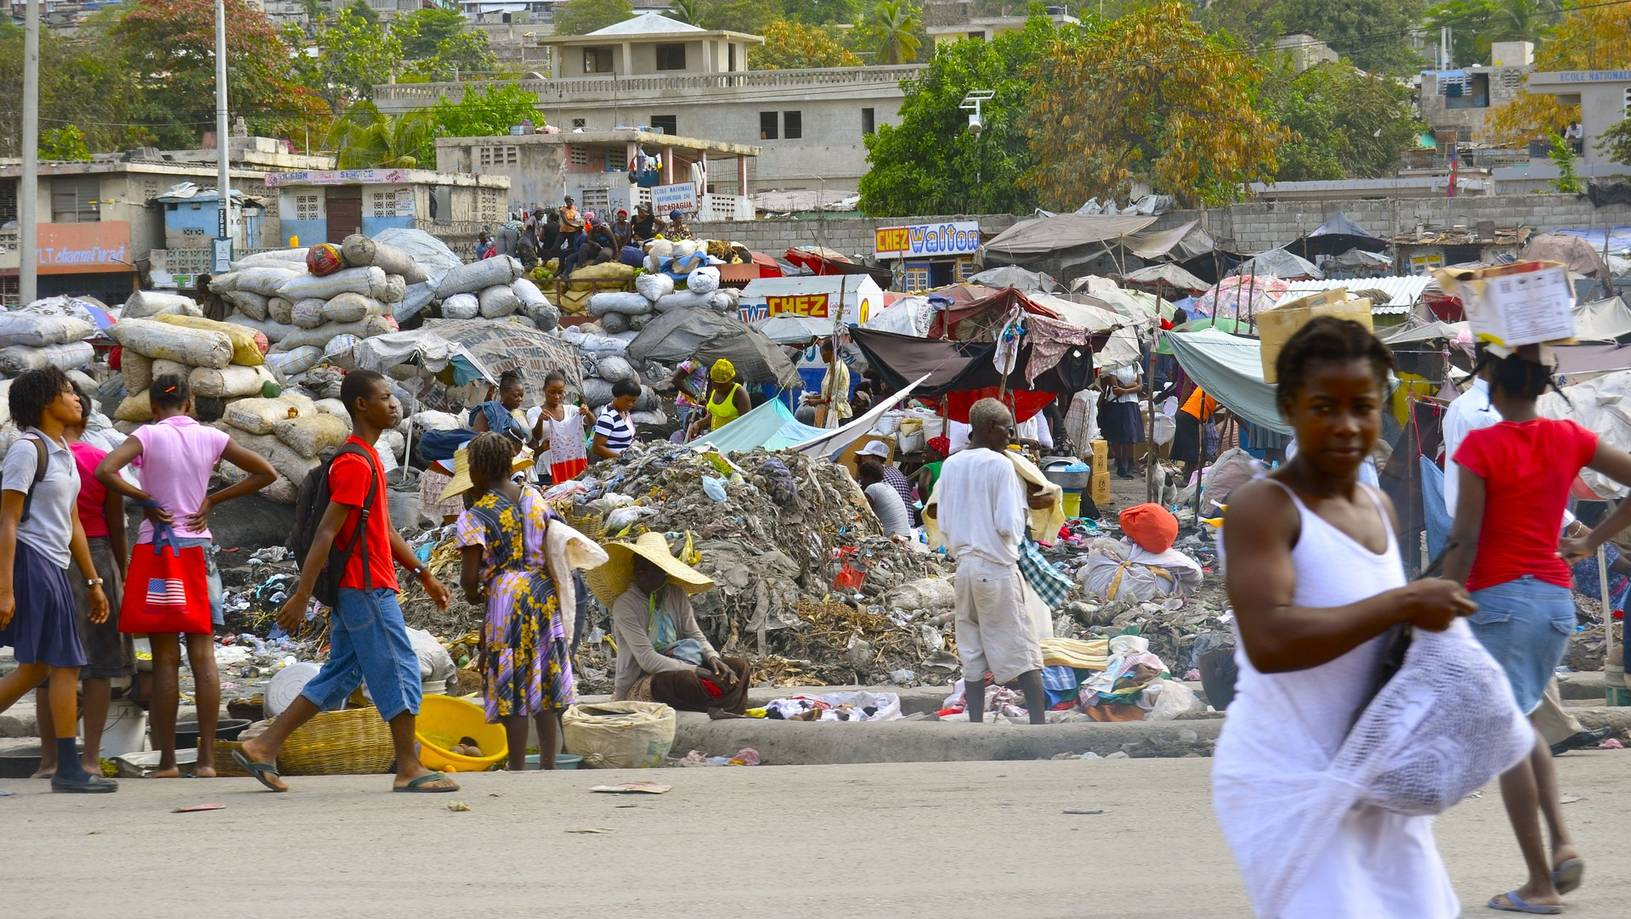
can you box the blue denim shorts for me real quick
[299,588,422,722]
[1468,576,1574,714]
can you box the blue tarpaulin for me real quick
[1165,327,1291,435]
[687,398,826,454]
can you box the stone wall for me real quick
[695,195,1631,262]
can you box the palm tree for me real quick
[668,0,703,25]
[326,101,436,169]
[864,0,922,65]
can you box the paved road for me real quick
[2,755,1625,918]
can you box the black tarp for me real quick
[1294,212,1388,259]
[627,309,800,388]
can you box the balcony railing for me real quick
[374,65,926,109]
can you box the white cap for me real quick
[856,441,891,459]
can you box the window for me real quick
[293,194,322,221]
[371,187,411,218]
[759,111,778,140]
[430,186,451,225]
[1444,72,1490,110]
[580,188,609,212]
[478,145,519,167]
[0,180,16,223]
[50,178,100,223]
[728,43,737,71]
[650,114,677,136]
[783,111,802,140]
[655,43,686,71]
[604,150,624,172]
[583,47,614,73]
[571,118,587,129]
[569,145,589,167]
[862,107,875,135]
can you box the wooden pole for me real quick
[1145,321,1158,503]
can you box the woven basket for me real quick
[277,707,395,776]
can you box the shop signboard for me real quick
[874,221,980,260]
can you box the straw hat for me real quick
[439,443,536,503]
[586,531,714,607]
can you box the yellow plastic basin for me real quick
[415,695,507,773]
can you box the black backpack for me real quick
[288,442,377,608]
[0,435,51,524]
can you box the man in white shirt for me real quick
[1442,350,1607,755]
[926,398,1047,725]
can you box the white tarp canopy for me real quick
[1574,296,1631,342]
[1540,368,1631,498]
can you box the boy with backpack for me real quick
[233,370,458,793]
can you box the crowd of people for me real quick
[474,199,695,280]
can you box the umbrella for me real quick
[1229,248,1322,280]
[1193,275,1292,322]
[627,309,800,388]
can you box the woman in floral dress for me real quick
[455,433,575,770]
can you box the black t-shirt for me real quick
[631,215,657,239]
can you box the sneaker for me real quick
[51,773,118,793]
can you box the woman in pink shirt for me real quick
[97,375,276,777]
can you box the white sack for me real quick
[278,266,389,302]
[478,284,521,319]
[434,256,521,298]
[635,272,674,302]
[441,293,479,320]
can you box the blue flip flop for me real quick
[1488,891,1562,914]
[231,750,285,793]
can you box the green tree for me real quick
[860,0,923,64]
[327,100,437,168]
[1424,0,1553,66]
[394,7,464,58]
[1274,0,1426,74]
[1024,2,1286,207]
[1485,4,1630,145]
[860,17,1062,216]
[1547,131,1582,193]
[111,0,330,148]
[668,0,704,24]
[287,8,403,110]
[1196,0,1284,47]
[401,28,497,80]
[552,0,633,35]
[430,84,544,140]
[0,17,145,156]
[38,125,92,162]
[1601,116,1631,166]
[749,20,863,69]
[698,0,784,35]
[1262,61,1423,181]
[787,0,859,25]
[346,0,379,24]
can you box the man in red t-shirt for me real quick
[235,370,459,794]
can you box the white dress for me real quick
[1213,481,1460,919]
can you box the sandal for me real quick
[1552,857,1584,895]
[393,772,459,793]
[1487,891,1562,915]
[231,750,286,793]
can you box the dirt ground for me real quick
[3,755,1625,918]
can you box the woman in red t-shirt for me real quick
[1444,344,1631,913]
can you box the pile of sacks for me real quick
[431,252,559,332]
[205,236,411,382]
[557,325,664,423]
[0,297,102,378]
[583,242,740,335]
[110,304,279,425]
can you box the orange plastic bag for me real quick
[1119,503,1178,554]
[305,243,344,277]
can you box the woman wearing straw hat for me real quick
[589,532,751,715]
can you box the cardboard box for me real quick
[1091,471,1112,505]
[1433,261,1575,347]
[1257,288,1373,383]
[1090,438,1109,465]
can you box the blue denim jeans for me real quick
[299,588,422,722]
[1468,576,1574,714]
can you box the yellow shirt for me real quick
[707,383,744,430]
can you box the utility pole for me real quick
[214,0,232,272]
[20,0,40,304]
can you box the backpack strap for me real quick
[328,443,379,591]
[15,433,49,525]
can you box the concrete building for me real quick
[264,168,510,249]
[435,129,755,220]
[1418,41,1535,142]
[1272,34,1339,73]
[375,13,920,195]
[926,10,1077,47]
[1527,69,1631,168]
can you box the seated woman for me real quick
[590,532,751,715]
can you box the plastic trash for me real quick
[701,476,728,502]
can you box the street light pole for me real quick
[214,0,232,267]
[20,0,40,304]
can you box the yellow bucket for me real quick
[1062,489,1082,519]
[414,695,508,772]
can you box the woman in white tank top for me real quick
[1214,317,1479,917]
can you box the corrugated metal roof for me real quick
[1273,277,1434,314]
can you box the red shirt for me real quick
[329,436,398,592]
[1454,418,1597,592]
[70,441,110,539]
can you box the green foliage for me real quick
[1262,61,1423,181]
[327,101,436,168]
[859,17,1060,216]
[1195,0,1284,46]
[668,0,704,24]
[346,0,379,24]
[1424,0,1552,66]
[0,17,145,156]
[1601,117,1631,167]
[38,125,92,162]
[430,85,543,141]
[786,0,860,25]
[859,0,923,64]
[698,0,784,34]
[287,8,403,110]
[1272,0,1425,74]
[749,20,863,69]
[399,26,497,81]
[394,7,466,59]
[552,0,633,35]
[1547,131,1582,194]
